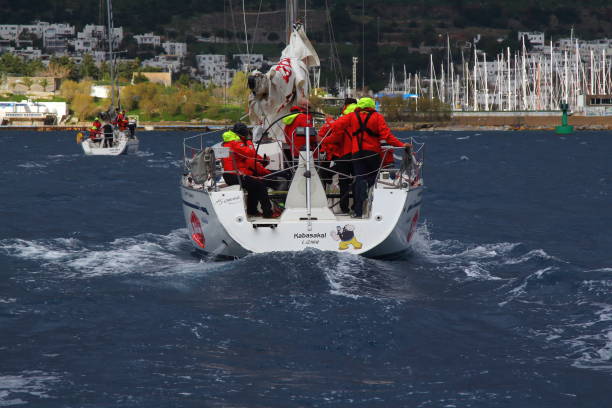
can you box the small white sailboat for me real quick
[179,14,424,259]
[77,0,139,156]
[80,126,139,156]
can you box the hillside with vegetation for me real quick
[2,0,611,90]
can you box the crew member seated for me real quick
[89,117,102,143]
[283,104,315,159]
[221,123,280,219]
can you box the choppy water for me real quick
[1,130,611,407]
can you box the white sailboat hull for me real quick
[181,184,423,258]
[82,134,139,156]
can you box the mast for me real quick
[286,0,298,42]
[483,52,488,111]
[106,0,116,109]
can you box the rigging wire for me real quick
[241,0,250,62]
[248,0,264,56]
[324,0,344,90]
[361,0,365,90]
[227,0,243,54]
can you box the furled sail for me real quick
[248,26,320,140]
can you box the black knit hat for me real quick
[232,122,249,137]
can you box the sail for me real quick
[248,26,320,138]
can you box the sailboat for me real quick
[78,0,139,156]
[179,3,424,258]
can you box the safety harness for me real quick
[352,110,377,151]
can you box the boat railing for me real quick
[183,129,424,198]
[183,130,223,171]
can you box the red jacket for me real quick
[318,118,337,159]
[117,113,128,131]
[222,138,270,177]
[284,111,314,157]
[90,120,102,139]
[330,108,404,154]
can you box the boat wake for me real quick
[409,223,612,373]
[0,229,203,278]
[2,224,609,373]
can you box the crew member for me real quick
[118,110,128,131]
[283,104,314,159]
[319,100,358,213]
[331,97,409,218]
[102,122,114,148]
[222,123,279,218]
[89,117,102,142]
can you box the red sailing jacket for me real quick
[284,110,314,157]
[330,108,404,154]
[318,117,338,159]
[90,120,102,139]
[222,139,271,177]
[320,120,353,159]
[117,114,128,131]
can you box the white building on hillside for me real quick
[0,25,20,41]
[141,55,182,73]
[162,41,187,57]
[519,31,545,50]
[134,32,161,47]
[232,54,263,70]
[14,47,42,60]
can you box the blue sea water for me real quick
[0,130,611,407]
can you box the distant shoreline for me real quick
[1,116,612,132]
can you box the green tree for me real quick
[79,54,100,79]
[39,78,49,91]
[0,53,26,75]
[22,77,33,91]
[228,71,249,106]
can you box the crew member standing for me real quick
[89,117,102,142]
[283,104,314,159]
[221,123,279,218]
[118,110,128,131]
[102,121,114,148]
[319,101,358,213]
[331,97,408,218]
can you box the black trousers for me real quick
[223,173,272,217]
[103,135,114,147]
[332,153,353,213]
[351,150,381,217]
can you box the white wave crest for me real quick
[410,223,561,283]
[409,223,516,281]
[570,304,612,372]
[0,229,206,278]
[17,162,47,169]
[0,371,60,406]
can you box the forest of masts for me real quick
[386,38,612,112]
